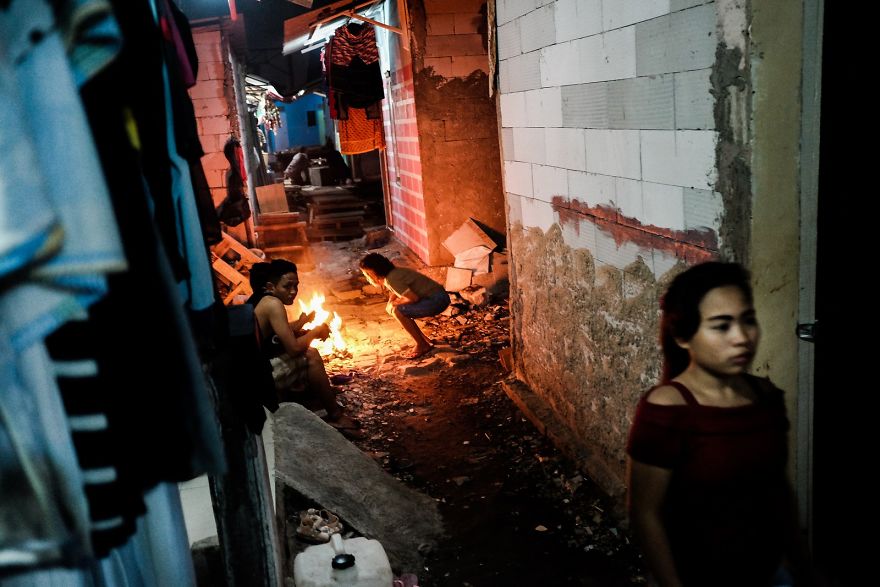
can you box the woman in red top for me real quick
[627,262,811,586]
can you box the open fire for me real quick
[297,292,348,356]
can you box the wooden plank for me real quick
[310,211,366,221]
[308,228,364,239]
[212,255,245,286]
[220,233,264,267]
[263,245,308,253]
[256,211,302,225]
[255,184,289,214]
[253,222,308,234]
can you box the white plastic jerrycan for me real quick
[293,533,393,587]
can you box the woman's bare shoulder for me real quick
[644,384,688,406]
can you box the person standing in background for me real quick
[284,146,310,185]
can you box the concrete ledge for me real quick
[273,404,443,575]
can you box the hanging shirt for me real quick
[326,22,384,110]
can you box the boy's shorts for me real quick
[398,290,450,319]
[270,353,310,394]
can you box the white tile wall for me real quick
[569,170,615,207]
[532,164,569,202]
[499,59,511,93]
[614,177,644,219]
[670,0,710,12]
[674,69,714,130]
[585,129,641,179]
[507,50,543,92]
[521,4,557,53]
[498,19,522,60]
[561,83,608,128]
[513,127,547,163]
[545,127,587,170]
[555,0,603,43]
[507,192,525,225]
[497,0,540,26]
[652,248,680,277]
[560,214,599,251]
[602,0,670,31]
[526,87,563,127]
[498,0,722,271]
[607,75,674,129]
[521,196,558,232]
[595,229,650,271]
[635,3,716,76]
[576,27,637,84]
[540,41,581,87]
[683,187,723,230]
[501,128,515,160]
[642,181,685,230]
[641,130,717,189]
[500,91,528,127]
[505,161,534,196]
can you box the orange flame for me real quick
[298,292,348,356]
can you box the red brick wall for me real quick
[190,25,247,242]
[423,0,489,78]
[190,26,235,207]
[382,42,431,261]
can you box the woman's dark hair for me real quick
[359,253,395,277]
[249,259,297,290]
[659,262,753,382]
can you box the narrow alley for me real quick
[2,0,850,585]
[272,238,647,586]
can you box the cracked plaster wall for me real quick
[509,224,668,496]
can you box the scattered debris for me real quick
[445,267,473,292]
[458,285,487,307]
[279,240,645,585]
[363,226,392,250]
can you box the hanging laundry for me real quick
[338,106,386,155]
[325,22,384,112]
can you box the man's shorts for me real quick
[398,290,450,319]
[269,353,310,394]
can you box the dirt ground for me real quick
[285,238,648,586]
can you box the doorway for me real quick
[808,2,864,583]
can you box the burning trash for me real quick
[297,292,348,357]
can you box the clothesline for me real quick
[306,0,403,43]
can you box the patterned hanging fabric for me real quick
[338,106,385,155]
[324,22,384,113]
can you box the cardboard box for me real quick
[443,219,498,275]
[442,218,498,256]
